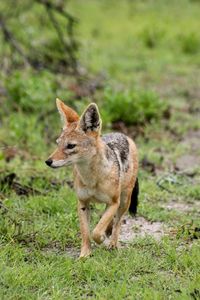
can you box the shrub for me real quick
[140,26,165,49]
[5,70,59,113]
[180,33,200,54]
[102,87,167,126]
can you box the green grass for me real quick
[0,168,199,299]
[0,0,200,299]
[69,0,200,82]
[0,240,200,299]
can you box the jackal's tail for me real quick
[129,177,139,216]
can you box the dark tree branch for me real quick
[0,14,31,67]
[0,0,79,75]
[0,14,45,70]
[46,6,66,50]
[35,0,77,24]
[37,0,78,74]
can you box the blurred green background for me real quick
[0,1,200,299]
[0,0,200,159]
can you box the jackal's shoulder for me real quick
[102,132,129,156]
[102,132,132,173]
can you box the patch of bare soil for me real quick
[43,216,166,258]
[154,74,200,101]
[175,130,200,174]
[182,130,200,151]
[119,216,165,243]
[64,247,80,258]
[163,201,200,213]
[43,244,79,258]
[176,154,200,173]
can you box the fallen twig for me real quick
[156,174,182,193]
[0,173,43,196]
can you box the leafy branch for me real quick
[0,1,79,75]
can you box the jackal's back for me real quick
[102,132,135,175]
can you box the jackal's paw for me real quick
[92,230,105,244]
[79,247,91,259]
[107,241,119,250]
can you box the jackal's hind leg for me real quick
[104,204,114,237]
[108,192,131,249]
[105,219,114,237]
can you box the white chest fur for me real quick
[75,185,111,204]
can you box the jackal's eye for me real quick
[65,143,76,150]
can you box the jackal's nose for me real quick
[45,159,53,166]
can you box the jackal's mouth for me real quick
[45,159,73,168]
[49,165,60,169]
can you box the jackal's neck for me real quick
[74,137,107,186]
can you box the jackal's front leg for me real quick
[78,200,91,258]
[92,197,120,244]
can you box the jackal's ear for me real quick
[79,103,101,134]
[56,98,79,128]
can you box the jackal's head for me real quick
[45,99,102,168]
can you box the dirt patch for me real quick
[176,154,200,174]
[119,216,165,243]
[163,201,200,213]
[175,130,200,174]
[183,130,200,151]
[164,202,192,212]
[64,247,80,258]
[42,216,166,258]
[43,245,79,258]
[154,74,200,102]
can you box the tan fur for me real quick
[56,98,79,127]
[46,99,139,257]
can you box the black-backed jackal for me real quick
[46,99,139,258]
